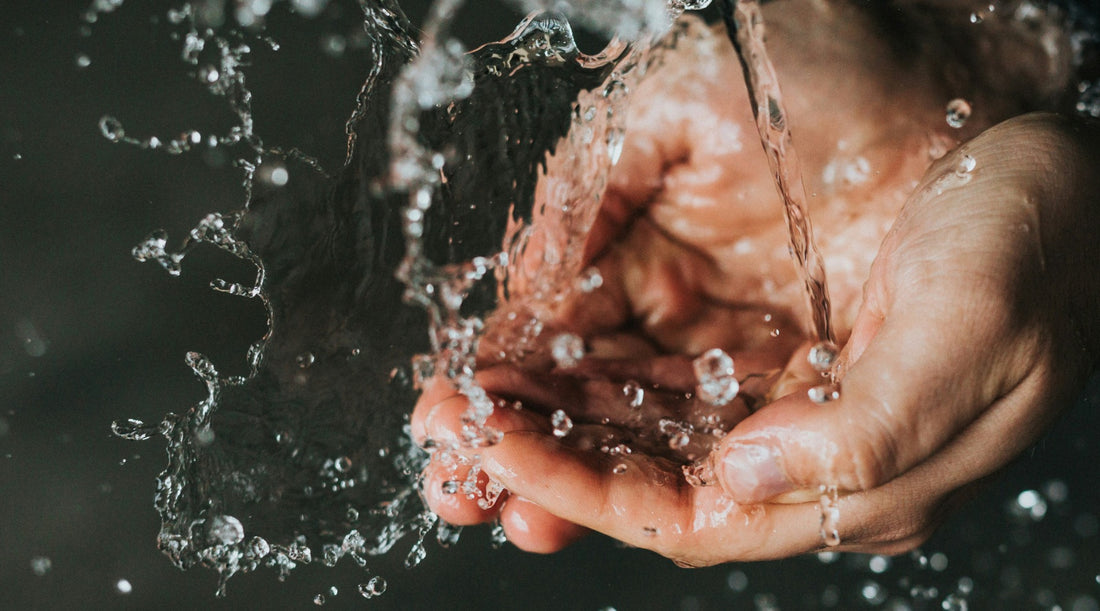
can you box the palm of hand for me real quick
[412,4,1093,564]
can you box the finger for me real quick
[499,496,589,554]
[478,429,831,563]
[421,459,505,526]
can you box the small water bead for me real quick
[808,341,838,374]
[313,594,325,606]
[929,552,949,571]
[669,431,690,450]
[205,514,245,545]
[869,555,891,574]
[551,409,573,438]
[328,586,338,597]
[808,384,841,404]
[693,348,739,406]
[942,594,969,611]
[30,556,52,576]
[946,99,972,128]
[861,580,887,605]
[249,536,270,558]
[612,463,628,474]
[1012,489,1048,521]
[682,459,716,487]
[98,115,126,142]
[75,53,91,68]
[334,456,352,473]
[958,154,977,175]
[296,352,315,369]
[357,577,386,599]
[727,569,749,593]
[642,526,659,537]
[550,333,585,368]
[116,579,133,595]
[622,380,644,408]
[576,267,604,292]
[819,485,841,547]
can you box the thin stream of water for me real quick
[717,0,835,346]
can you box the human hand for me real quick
[411,5,1098,564]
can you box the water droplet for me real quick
[550,333,584,368]
[296,352,315,369]
[116,578,133,595]
[860,580,885,605]
[75,53,91,68]
[612,463,628,474]
[98,115,125,142]
[334,456,352,473]
[441,480,460,495]
[551,409,573,438]
[946,99,972,129]
[622,380,644,408]
[942,593,969,610]
[1012,489,1048,521]
[576,267,604,292]
[668,431,690,450]
[313,594,325,606]
[969,12,983,23]
[727,569,749,593]
[808,384,841,404]
[693,348,739,406]
[249,536,270,558]
[642,526,659,537]
[205,514,245,545]
[819,485,841,547]
[682,459,716,487]
[869,555,890,573]
[358,577,386,599]
[30,556,52,576]
[807,341,838,373]
[12,153,22,161]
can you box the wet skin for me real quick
[411,1,1100,564]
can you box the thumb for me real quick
[713,273,1028,505]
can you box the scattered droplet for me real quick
[576,267,603,292]
[98,115,126,142]
[551,409,573,438]
[116,579,133,595]
[693,348,739,406]
[30,556,52,576]
[808,384,840,404]
[807,341,838,373]
[946,99,972,128]
[550,333,584,368]
[205,514,245,545]
[296,352,315,369]
[358,577,386,599]
[819,485,841,547]
[612,463,628,474]
[942,593,969,610]
[75,53,91,68]
[249,536,270,558]
[622,380,644,408]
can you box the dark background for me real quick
[1,1,1098,609]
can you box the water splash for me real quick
[108,0,689,597]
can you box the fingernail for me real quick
[719,443,793,503]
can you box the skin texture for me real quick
[411,1,1100,564]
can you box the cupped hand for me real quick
[411,4,1098,564]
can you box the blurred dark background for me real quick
[1,1,1097,609]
